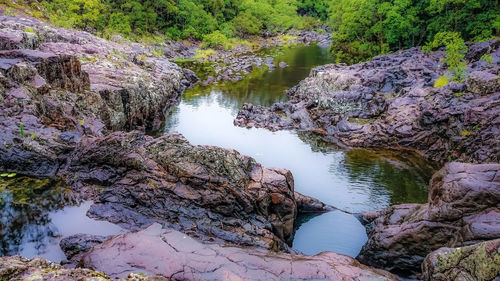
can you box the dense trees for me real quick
[329,0,499,64]
[40,0,329,40]
[30,0,500,65]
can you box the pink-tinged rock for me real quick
[82,223,398,281]
[357,162,500,276]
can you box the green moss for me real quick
[279,34,298,42]
[434,75,450,88]
[454,92,465,98]
[435,242,500,281]
[460,130,472,137]
[172,57,195,64]
[23,27,35,33]
[350,118,375,125]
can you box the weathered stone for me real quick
[357,162,500,276]
[82,223,398,281]
[63,131,297,250]
[235,41,500,164]
[422,239,500,281]
[0,255,170,281]
[466,70,500,95]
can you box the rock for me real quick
[466,70,500,95]
[60,234,111,262]
[422,239,500,281]
[62,131,297,250]
[0,255,170,281]
[235,40,500,163]
[357,162,500,276]
[294,191,337,213]
[82,223,398,281]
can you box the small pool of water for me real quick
[165,44,437,257]
[0,177,124,262]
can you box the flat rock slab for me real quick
[82,223,398,281]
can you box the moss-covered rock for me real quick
[422,239,500,281]
[0,255,170,281]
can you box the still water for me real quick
[165,44,436,257]
[0,177,124,262]
[0,44,435,261]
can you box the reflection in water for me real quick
[293,211,368,257]
[0,177,124,262]
[165,44,437,257]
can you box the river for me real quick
[0,44,435,261]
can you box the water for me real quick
[0,44,435,262]
[0,177,124,262]
[165,44,436,257]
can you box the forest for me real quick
[8,0,495,63]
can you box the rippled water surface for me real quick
[165,44,436,256]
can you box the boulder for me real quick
[82,223,398,281]
[466,70,500,95]
[63,131,297,250]
[422,239,500,281]
[357,162,500,276]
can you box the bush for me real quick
[233,11,262,36]
[194,48,215,61]
[427,32,468,82]
[200,31,228,49]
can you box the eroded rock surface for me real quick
[66,131,297,250]
[0,255,169,281]
[422,238,500,281]
[82,223,398,281]
[235,40,500,163]
[357,162,500,275]
[0,11,303,254]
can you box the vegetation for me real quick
[329,0,499,64]
[19,122,24,138]
[425,32,468,81]
[434,75,449,88]
[35,0,330,40]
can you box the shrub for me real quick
[427,32,468,82]
[194,49,215,61]
[200,31,228,49]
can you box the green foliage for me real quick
[201,30,228,49]
[480,54,493,64]
[40,0,314,40]
[434,75,450,88]
[194,48,215,61]
[329,0,499,64]
[19,122,24,138]
[297,0,330,21]
[427,32,468,81]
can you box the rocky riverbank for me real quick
[0,9,399,281]
[177,30,331,86]
[234,39,500,278]
[235,40,500,164]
